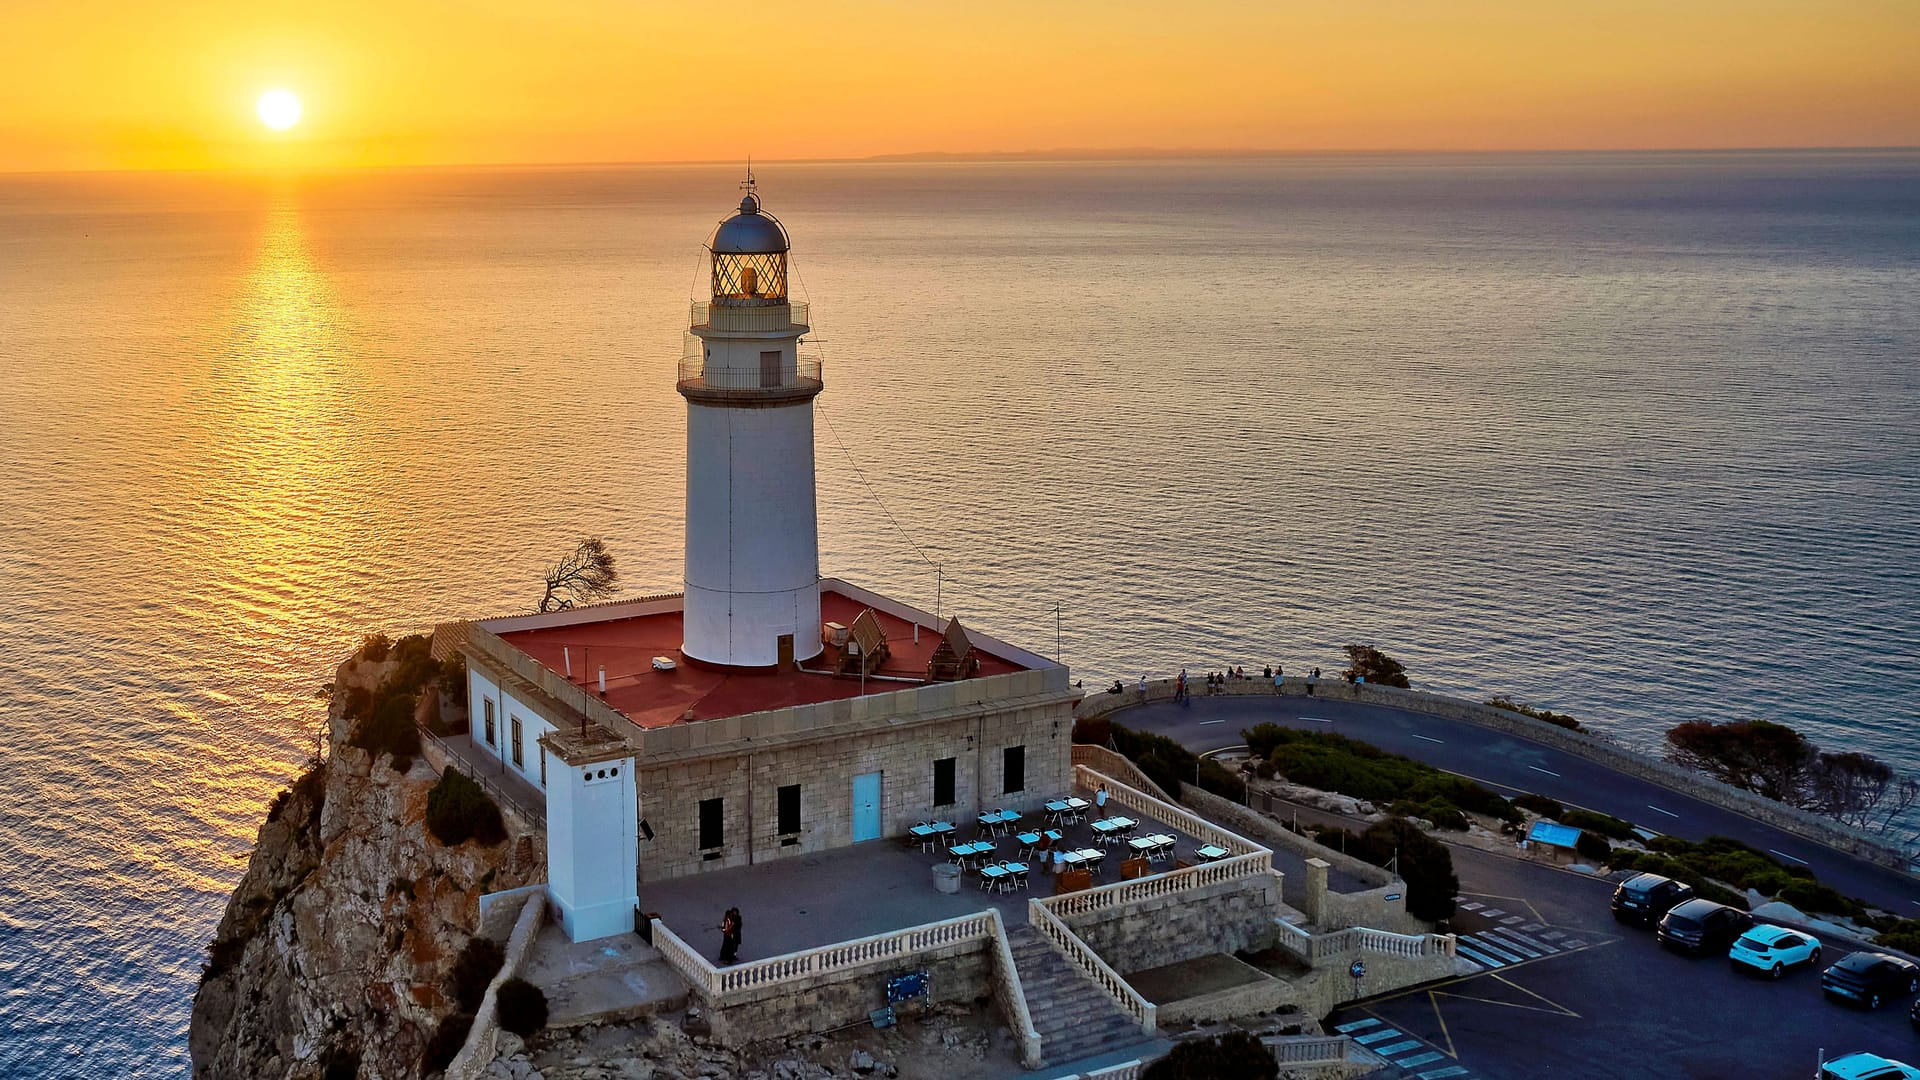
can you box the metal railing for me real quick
[690,300,809,332]
[418,726,545,825]
[1026,898,1157,1036]
[676,356,823,394]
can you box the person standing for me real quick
[718,906,742,964]
[1273,664,1283,694]
[1095,783,1109,813]
[1176,668,1189,704]
[1307,668,1319,697]
[1138,673,1148,702]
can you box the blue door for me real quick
[852,771,883,842]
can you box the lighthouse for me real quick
[678,182,825,669]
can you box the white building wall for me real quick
[546,753,638,941]
[682,400,822,667]
[466,665,554,794]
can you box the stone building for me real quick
[442,183,1078,942]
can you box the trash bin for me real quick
[932,863,961,894]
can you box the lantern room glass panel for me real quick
[711,252,788,303]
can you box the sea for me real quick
[1,151,1916,1077]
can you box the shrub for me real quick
[1072,714,1113,746]
[1342,644,1410,688]
[439,652,469,708]
[1352,816,1458,921]
[427,769,507,848]
[1486,696,1583,732]
[360,632,394,662]
[495,977,548,1038]
[1560,809,1635,841]
[350,688,422,765]
[1390,798,1468,831]
[1243,722,1290,762]
[1142,1031,1278,1080]
[1135,750,1184,800]
[1196,758,1244,802]
[385,633,440,700]
[448,936,506,1012]
[1512,793,1564,819]
[1574,832,1611,862]
[1258,729,1518,823]
[1876,919,1920,955]
[422,1011,475,1074]
[1778,881,1859,918]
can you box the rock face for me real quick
[190,656,545,1080]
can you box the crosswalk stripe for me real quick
[1499,915,1525,925]
[1354,1028,1402,1045]
[1521,922,1545,932]
[1417,1068,1470,1079]
[1334,1017,1382,1033]
[1376,1039,1424,1056]
[1463,936,1526,964]
[1453,943,1505,968]
[1480,908,1505,918]
[1458,901,1484,911]
[1484,929,1550,957]
[1539,929,1566,941]
[1399,1052,1447,1068]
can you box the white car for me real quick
[1818,1051,1920,1080]
[1729,923,1821,978]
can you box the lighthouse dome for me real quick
[709,194,790,254]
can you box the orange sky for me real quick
[1,0,1916,172]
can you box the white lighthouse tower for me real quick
[679,181,824,668]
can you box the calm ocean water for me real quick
[1,153,1916,1076]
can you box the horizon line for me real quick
[5,143,1917,179]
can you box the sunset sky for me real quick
[2,0,1916,172]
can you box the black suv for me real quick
[1821,951,1920,1010]
[1611,873,1694,926]
[1656,898,1753,955]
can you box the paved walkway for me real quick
[640,785,1214,962]
[425,729,545,822]
[1118,695,1920,912]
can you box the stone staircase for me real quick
[1004,923,1146,1067]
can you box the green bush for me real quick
[1353,816,1458,921]
[426,769,507,848]
[439,652,469,708]
[1196,758,1244,802]
[349,688,422,766]
[1778,881,1859,918]
[1512,793,1565,819]
[1135,751,1184,799]
[495,977,548,1037]
[360,632,394,662]
[1258,729,1518,822]
[1486,696,1583,732]
[1574,832,1611,862]
[1072,714,1113,747]
[1142,1031,1278,1080]
[1243,723,1290,761]
[1560,809,1635,840]
[1342,644,1411,688]
[1876,919,1920,955]
[422,1011,475,1074]
[448,935,506,1012]
[1390,798,1468,831]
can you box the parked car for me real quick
[1657,898,1753,955]
[1611,872,1694,926]
[1911,995,1920,1033]
[1729,924,1821,978]
[1821,951,1920,1010]
[1817,1051,1920,1080]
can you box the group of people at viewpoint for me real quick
[1168,663,1324,703]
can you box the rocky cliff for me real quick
[190,655,544,1080]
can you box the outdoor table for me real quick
[949,840,994,868]
[911,821,956,851]
[1193,844,1230,862]
[1143,833,1177,861]
[979,863,1011,890]
[1091,817,1137,843]
[977,809,1021,835]
[1127,836,1160,857]
[1074,847,1105,875]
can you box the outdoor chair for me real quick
[1006,861,1029,890]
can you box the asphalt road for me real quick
[1111,693,1920,913]
[1332,845,1920,1079]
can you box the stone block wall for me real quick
[706,939,992,1045]
[640,697,1076,881]
[1062,874,1283,975]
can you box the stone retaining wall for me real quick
[1062,873,1283,975]
[446,890,548,1080]
[1079,676,1911,871]
[706,938,992,1045]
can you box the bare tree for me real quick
[539,538,620,613]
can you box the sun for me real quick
[257,89,302,131]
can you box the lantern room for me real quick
[708,193,789,304]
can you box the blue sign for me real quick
[1349,959,1367,980]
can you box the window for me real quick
[482,698,496,747]
[538,746,547,788]
[777,784,801,834]
[933,757,956,807]
[1002,746,1025,795]
[510,717,524,767]
[699,797,725,850]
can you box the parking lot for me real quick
[1331,846,1920,1079]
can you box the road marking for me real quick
[1399,1052,1447,1068]
[1417,1067,1470,1079]
[1646,804,1680,818]
[1911,901,1920,909]
[1301,716,1333,723]
[1354,1028,1403,1046]
[1413,733,1445,743]
[1334,1018,1382,1033]
[1454,943,1505,968]
[1197,719,1226,726]
[1527,765,1560,777]
[1767,848,1808,866]
[1376,1040,1424,1056]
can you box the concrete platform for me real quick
[639,785,1218,963]
[1126,953,1271,1005]
[519,923,692,1028]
